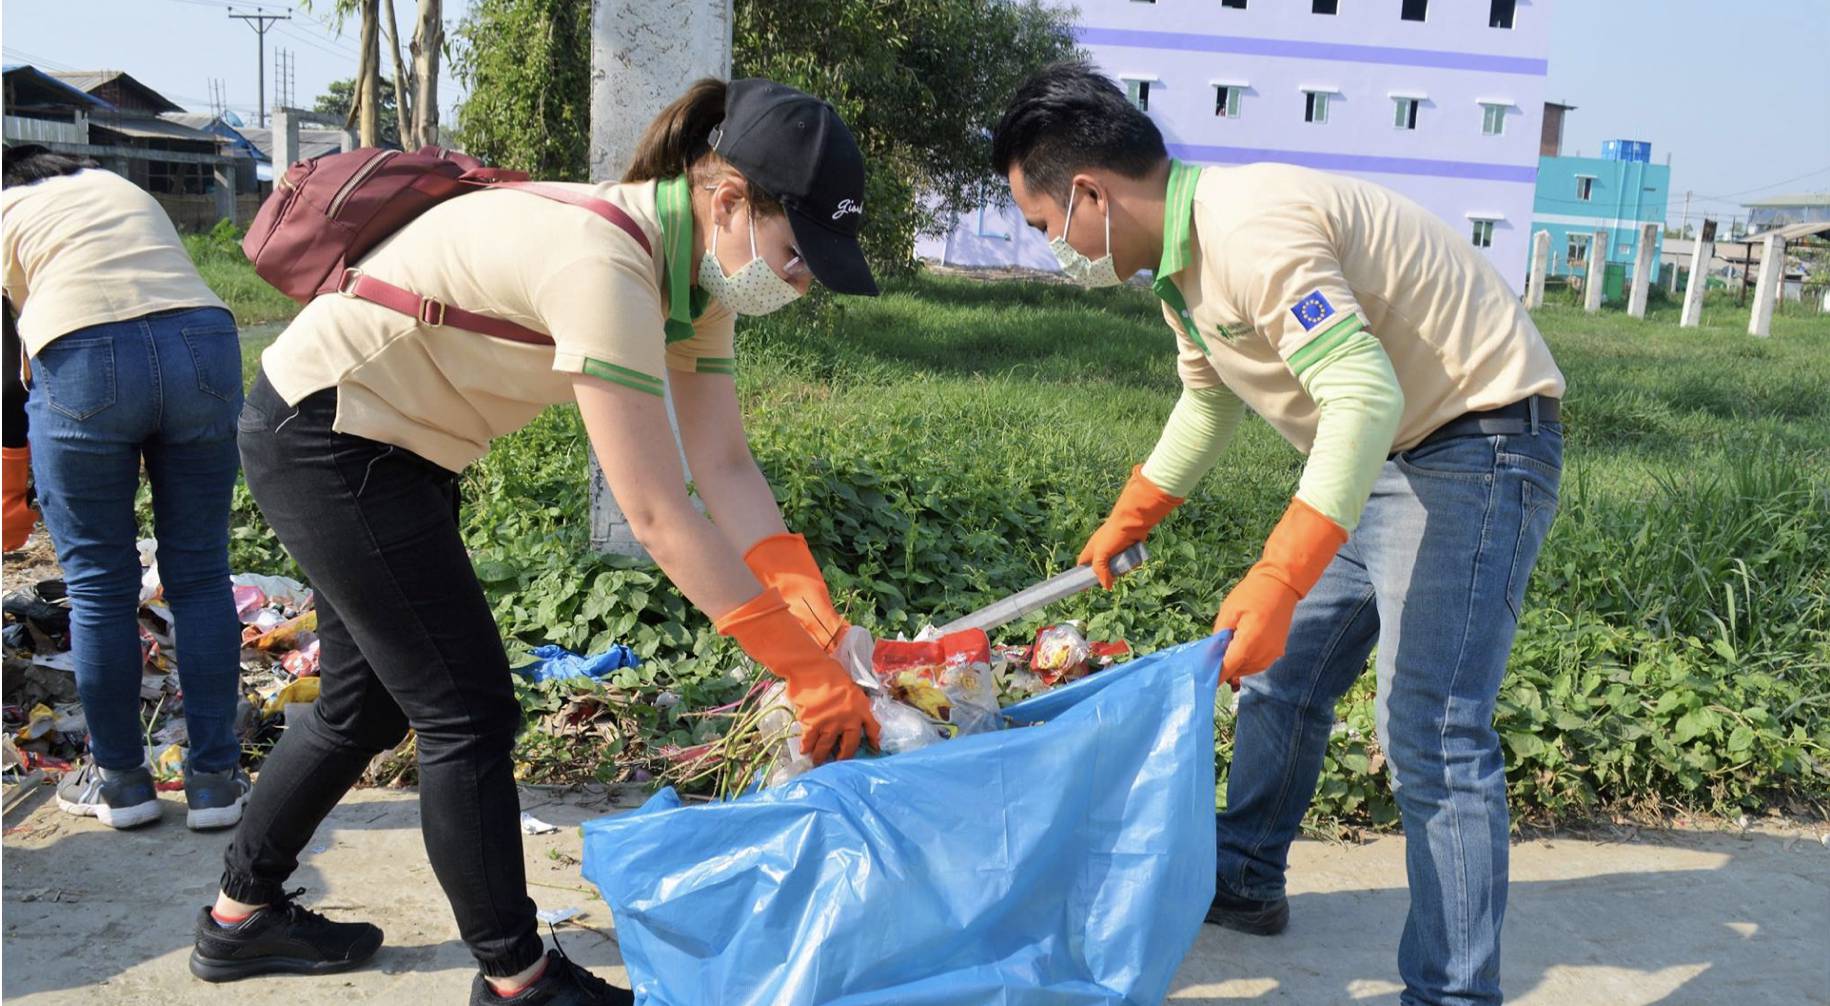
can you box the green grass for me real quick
[198,246,1830,825]
[184,220,300,327]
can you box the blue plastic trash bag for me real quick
[514,643,639,683]
[581,632,1227,1006]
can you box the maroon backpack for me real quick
[242,146,650,345]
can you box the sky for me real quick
[1,0,472,128]
[3,0,1827,228]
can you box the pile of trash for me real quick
[2,539,324,792]
[665,621,1131,797]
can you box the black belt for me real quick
[1410,396,1560,450]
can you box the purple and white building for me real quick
[920,0,1552,292]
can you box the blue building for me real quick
[1530,137,1670,288]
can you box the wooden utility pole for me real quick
[586,0,734,556]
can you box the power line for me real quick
[1692,165,1830,202]
[228,7,291,128]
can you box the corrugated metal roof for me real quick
[2,65,113,109]
[90,115,220,144]
[161,113,219,130]
[47,70,182,114]
[1739,221,1830,243]
[1742,192,1830,208]
[237,126,346,162]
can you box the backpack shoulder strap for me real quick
[491,181,653,257]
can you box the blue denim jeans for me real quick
[25,306,244,775]
[1217,424,1563,1006]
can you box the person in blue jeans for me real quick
[994,65,1565,1004]
[2,147,249,830]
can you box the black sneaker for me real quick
[1205,882,1290,935]
[189,888,383,982]
[469,947,634,1005]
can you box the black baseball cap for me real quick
[710,78,878,296]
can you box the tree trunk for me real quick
[410,0,443,149]
[357,0,382,148]
[382,0,414,148]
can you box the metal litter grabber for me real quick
[934,543,1149,636]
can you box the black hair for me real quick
[991,61,1168,204]
[2,145,98,189]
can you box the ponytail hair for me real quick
[623,78,727,184]
[623,77,784,216]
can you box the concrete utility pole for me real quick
[585,0,734,557]
[1747,233,1784,338]
[1525,230,1550,310]
[1680,219,1715,328]
[1583,229,1608,312]
[228,8,290,128]
[1627,222,1658,319]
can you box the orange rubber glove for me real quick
[1214,497,1348,686]
[716,586,881,764]
[743,532,849,652]
[1078,466,1185,589]
[2,446,38,552]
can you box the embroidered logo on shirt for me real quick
[1291,291,1335,331]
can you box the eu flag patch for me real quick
[1291,290,1335,331]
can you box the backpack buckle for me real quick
[336,268,364,297]
[418,297,447,327]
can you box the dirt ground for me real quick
[3,783,1825,1005]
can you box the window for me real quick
[1393,97,1420,130]
[1215,85,1242,118]
[1304,90,1330,124]
[1618,241,1633,257]
[1221,0,1247,8]
[1567,232,1591,265]
[1313,0,1339,12]
[1489,0,1516,28]
[1576,176,1595,201]
[1124,78,1151,111]
[1470,219,1495,248]
[1401,0,1427,21]
[1480,103,1507,135]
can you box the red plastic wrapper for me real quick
[870,629,999,733]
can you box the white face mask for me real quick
[1049,185,1122,288]
[699,203,804,316]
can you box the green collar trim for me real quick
[656,175,711,344]
[1151,160,1209,352]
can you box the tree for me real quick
[309,0,435,149]
[410,0,444,148]
[450,0,1078,271]
[313,77,401,147]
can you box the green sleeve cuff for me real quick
[1140,386,1245,497]
[1292,329,1403,531]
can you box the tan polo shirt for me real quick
[1159,162,1564,454]
[2,169,227,354]
[260,176,735,472]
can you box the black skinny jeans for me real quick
[220,370,543,977]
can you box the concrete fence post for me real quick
[1747,234,1784,338]
[1628,222,1658,319]
[1584,229,1608,312]
[1525,230,1550,310]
